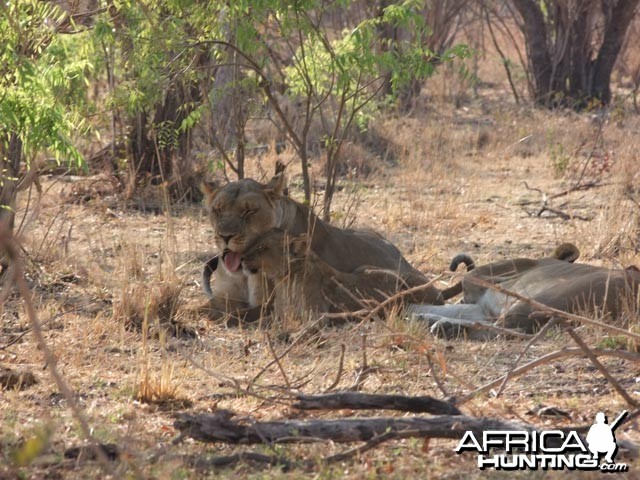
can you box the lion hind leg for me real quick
[503,302,550,333]
[406,303,486,321]
[428,317,499,341]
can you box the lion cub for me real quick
[241,229,439,318]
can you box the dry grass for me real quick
[3,80,640,478]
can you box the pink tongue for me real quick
[224,251,242,272]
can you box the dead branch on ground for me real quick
[174,407,639,470]
[174,409,530,445]
[294,392,461,415]
[520,182,592,221]
[185,452,292,471]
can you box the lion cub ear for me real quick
[554,242,580,263]
[264,172,286,197]
[289,233,309,258]
[200,180,220,205]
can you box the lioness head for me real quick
[201,174,287,273]
[241,230,309,279]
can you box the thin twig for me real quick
[265,332,292,390]
[457,347,640,405]
[496,319,557,397]
[323,344,345,393]
[358,276,442,325]
[425,351,449,398]
[249,315,339,385]
[0,306,84,351]
[180,351,289,405]
[564,325,638,407]
[570,116,606,190]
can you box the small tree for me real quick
[510,0,640,107]
[283,2,468,218]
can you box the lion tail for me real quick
[202,255,219,299]
[449,253,475,272]
[440,253,475,301]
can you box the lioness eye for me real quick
[243,208,256,217]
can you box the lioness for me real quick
[241,229,442,317]
[200,173,442,320]
[408,244,640,340]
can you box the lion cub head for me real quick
[240,229,310,278]
[200,174,286,274]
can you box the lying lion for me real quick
[408,243,640,340]
[240,229,441,319]
[199,172,442,321]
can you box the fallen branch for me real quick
[174,409,531,445]
[176,408,639,453]
[294,392,461,415]
[185,452,291,471]
[520,182,592,221]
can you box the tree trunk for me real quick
[592,0,640,103]
[0,134,23,231]
[511,0,552,103]
[375,0,397,97]
[511,0,640,107]
[127,82,199,195]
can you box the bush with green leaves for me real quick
[1,1,91,228]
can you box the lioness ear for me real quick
[200,180,219,205]
[264,173,286,197]
[274,161,289,196]
[289,233,309,257]
[274,160,287,176]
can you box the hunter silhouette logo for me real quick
[456,410,629,472]
[586,411,626,464]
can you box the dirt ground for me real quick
[2,92,640,478]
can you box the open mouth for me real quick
[222,249,242,273]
